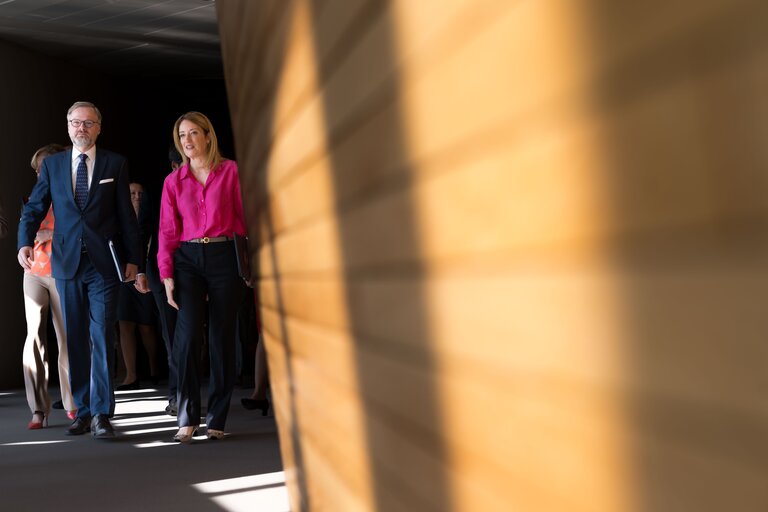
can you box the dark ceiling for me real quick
[0,0,222,80]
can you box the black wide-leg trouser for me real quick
[173,241,245,431]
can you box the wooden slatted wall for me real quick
[217,1,768,510]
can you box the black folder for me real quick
[108,239,129,282]
[233,232,251,282]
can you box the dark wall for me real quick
[97,79,233,187]
[0,39,231,389]
[93,78,233,234]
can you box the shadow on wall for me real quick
[243,4,312,511]
[582,2,768,511]
[305,1,451,510]
[238,1,452,509]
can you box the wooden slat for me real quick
[218,0,768,509]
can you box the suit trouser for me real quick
[22,272,74,414]
[173,242,244,430]
[56,254,119,419]
[148,260,178,401]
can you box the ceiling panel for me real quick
[0,0,222,79]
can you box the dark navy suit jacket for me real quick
[17,148,142,279]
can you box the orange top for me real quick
[28,207,54,277]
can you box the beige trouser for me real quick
[22,272,74,414]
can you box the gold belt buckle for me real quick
[202,237,210,243]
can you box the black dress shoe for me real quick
[66,416,91,435]
[91,415,115,438]
[116,380,139,391]
[165,401,178,416]
[52,400,64,410]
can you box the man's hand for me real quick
[17,247,34,271]
[134,273,150,293]
[163,278,179,310]
[124,263,138,282]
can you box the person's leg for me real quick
[138,323,160,380]
[252,336,269,401]
[118,320,139,385]
[204,243,245,432]
[57,269,91,421]
[22,273,51,420]
[242,334,271,415]
[151,274,178,409]
[82,259,119,419]
[47,276,75,413]
[234,292,253,383]
[174,244,207,430]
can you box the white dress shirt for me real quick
[70,146,97,193]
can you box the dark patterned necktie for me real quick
[75,153,88,209]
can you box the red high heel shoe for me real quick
[28,412,48,430]
[67,410,77,421]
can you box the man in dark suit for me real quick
[17,101,147,439]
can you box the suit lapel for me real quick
[86,148,106,207]
[62,149,78,207]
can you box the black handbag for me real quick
[233,232,252,282]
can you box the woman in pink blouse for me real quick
[158,112,247,443]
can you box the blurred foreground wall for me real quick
[217,1,768,510]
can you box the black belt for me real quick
[182,236,232,244]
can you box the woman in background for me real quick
[116,182,160,390]
[22,144,76,428]
[241,333,270,416]
[159,112,247,442]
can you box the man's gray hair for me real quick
[67,101,102,123]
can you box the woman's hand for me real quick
[17,247,34,270]
[35,229,53,243]
[163,277,179,310]
[134,273,150,294]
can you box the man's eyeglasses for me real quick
[68,119,99,129]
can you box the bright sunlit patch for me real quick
[114,388,161,396]
[193,472,289,512]
[194,472,286,493]
[134,440,178,448]
[110,391,180,442]
[1,440,71,446]
[112,416,178,427]
[114,397,168,415]
[120,425,180,436]
[133,433,207,448]
[210,487,290,512]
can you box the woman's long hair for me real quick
[172,111,222,171]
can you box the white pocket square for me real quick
[99,178,114,184]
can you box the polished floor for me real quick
[0,385,287,511]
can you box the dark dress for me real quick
[118,191,157,326]
[117,283,156,325]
